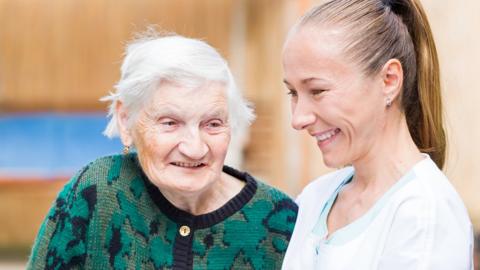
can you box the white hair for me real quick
[101,32,255,138]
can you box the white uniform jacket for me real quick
[282,156,473,270]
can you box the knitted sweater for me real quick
[27,153,298,270]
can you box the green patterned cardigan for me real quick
[27,153,298,269]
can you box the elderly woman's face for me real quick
[131,81,231,194]
[282,27,386,168]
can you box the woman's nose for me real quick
[291,101,316,130]
[178,129,208,160]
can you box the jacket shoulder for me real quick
[297,166,354,205]
[256,180,297,209]
[73,153,141,187]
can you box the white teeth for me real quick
[172,162,203,168]
[316,129,339,142]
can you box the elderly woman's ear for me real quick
[115,100,134,147]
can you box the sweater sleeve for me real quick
[27,166,97,269]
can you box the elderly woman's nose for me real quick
[178,129,209,159]
[291,100,316,130]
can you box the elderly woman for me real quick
[28,33,298,269]
[281,0,472,269]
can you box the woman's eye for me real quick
[207,121,222,128]
[160,120,177,126]
[311,89,326,95]
[287,89,297,97]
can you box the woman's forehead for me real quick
[283,27,357,83]
[142,84,228,117]
[146,103,228,117]
[156,80,226,98]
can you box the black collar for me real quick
[143,165,257,229]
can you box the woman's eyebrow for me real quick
[147,105,183,118]
[284,77,329,85]
[283,79,292,86]
[203,108,228,119]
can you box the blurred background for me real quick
[0,0,478,268]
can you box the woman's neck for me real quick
[351,115,423,191]
[161,172,245,216]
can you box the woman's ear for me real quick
[116,101,133,146]
[381,59,403,107]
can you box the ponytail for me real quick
[400,0,446,168]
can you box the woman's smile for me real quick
[170,161,206,168]
[169,161,208,174]
[314,128,341,149]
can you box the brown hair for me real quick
[299,0,446,168]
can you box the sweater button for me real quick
[179,225,191,237]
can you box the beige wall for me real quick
[422,0,480,228]
[0,0,235,111]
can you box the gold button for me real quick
[179,225,190,237]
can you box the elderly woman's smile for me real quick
[170,161,205,168]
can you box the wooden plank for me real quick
[0,179,68,249]
[0,0,234,111]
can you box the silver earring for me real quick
[386,97,392,108]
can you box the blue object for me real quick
[0,112,123,179]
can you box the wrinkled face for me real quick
[282,27,386,168]
[131,81,231,194]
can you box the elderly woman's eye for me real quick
[207,120,223,128]
[160,120,177,126]
[209,122,221,127]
